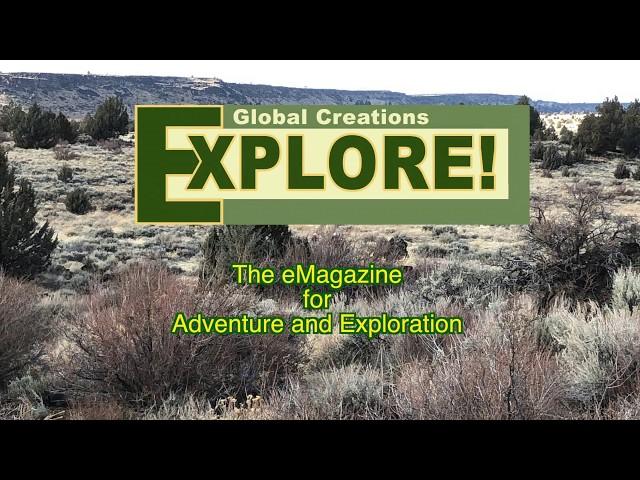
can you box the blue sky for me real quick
[1,60,638,103]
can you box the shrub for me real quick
[575,113,600,153]
[137,392,268,420]
[0,149,58,277]
[541,169,553,178]
[576,97,634,155]
[5,374,49,407]
[97,138,122,153]
[531,141,544,160]
[392,296,564,419]
[559,125,573,145]
[0,273,53,388]
[85,97,129,140]
[201,225,292,281]
[516,95,543,137]
[76,133,96,146]
[596,97,626,152]
[632,166,640,181]
[53,145,77,161]
[621,99,640,157]
[614,162,631,179]
[287,227,358,267]
[543,125,558,141]
[54,112,78,144]
[417,260,504,308]
[564,143,586,165]
[13,104,57,149]
[503,183,640,307]
[267,365,387,420]
[66,263,303,404]
[542,144,562,170]
[0,102,25,133]
[313,287,455,370]
[612,267,640,312]
[67,397,127,420]
[561,166,570,177]
[538,301,640,409]
[65,188,92,214]
[532,128,545,142]
[57,164,73,183]
[370,235,408,262]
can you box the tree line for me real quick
[0,96,129,148]
[521,94,640,157]
[575,97,640,157]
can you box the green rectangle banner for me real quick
[135,105,529,225]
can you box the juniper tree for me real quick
[201,225,292,281]
[596,96,625,152]
[517,95,543,137]
[54,112,79,144]
[85,97,129,140]
[0,149,57,278]
[559,125,573,145]
[575,113,599,152]
[577,97,626,154]
[0,102,25,132]
[621,99,640,157]
[13,104,58,149]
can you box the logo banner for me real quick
[135,105,529,224]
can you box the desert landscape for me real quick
[0,74,639,420]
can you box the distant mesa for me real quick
[0,72,600,119]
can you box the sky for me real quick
[1,60,638,103]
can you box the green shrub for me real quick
[575,97,639,155]
[65,188,93,214]
[13,104,58,149]
[54,112,79,144]
[612,267,640,312]
[538,302,640,408]
[543,125,558,141]
[57,164,73,183]
[632,166,640,181]
[0,149,58,277]
[201,225,292,281]
[621,100,640,157]
[614,162,630,179]
[542,144,562,170]
[9,104,76,149]
[516,96,543,137]
[0,102,25,132]
[564,143,586,165]
[417,260,504,308]
[85,97,129,140]
[559,125,574,145]
[531,141,545,160]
